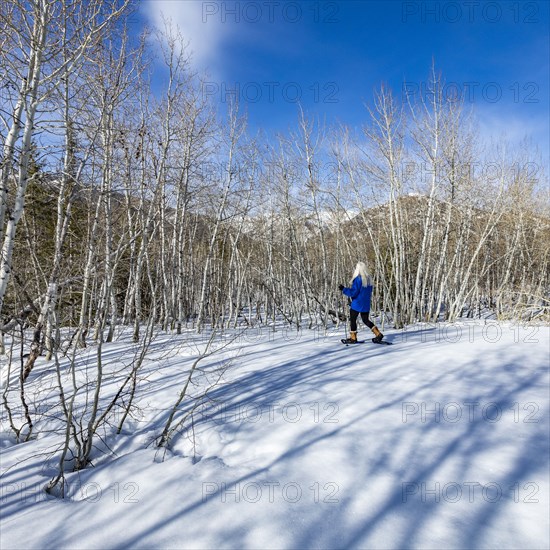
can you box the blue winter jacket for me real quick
[342,276,372,312]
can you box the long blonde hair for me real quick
[350,261,372,287]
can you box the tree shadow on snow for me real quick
[24,331,550,550]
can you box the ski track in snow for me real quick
[0,321,549,549]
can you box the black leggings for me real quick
[350,309,374,332]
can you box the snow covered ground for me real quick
[1,321,549,549]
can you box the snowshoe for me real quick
[371,338,393,345]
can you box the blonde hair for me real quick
[350,261,372,287]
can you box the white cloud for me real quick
[141,0,231,73]
[475,104,549,157]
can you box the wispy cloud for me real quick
[475,104,549,161]
[469,103,549,190]
[141,0,232,74]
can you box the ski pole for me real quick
[342,294,348,342]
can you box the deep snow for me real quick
[1,321,549,549]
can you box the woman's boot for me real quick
[342,331,358,344]
[371,326,384,343]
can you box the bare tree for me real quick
[0,0,132,317]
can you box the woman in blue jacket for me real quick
[339,261,383,344]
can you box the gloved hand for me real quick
[338,284,344,291]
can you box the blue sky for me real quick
[136,0,549,167]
